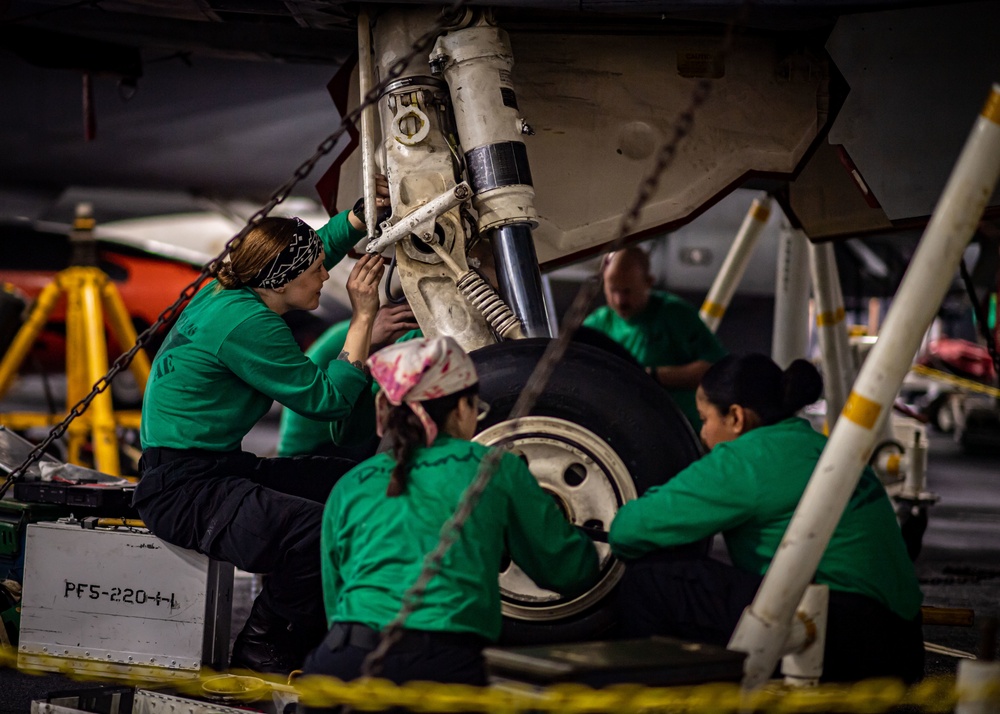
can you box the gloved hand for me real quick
[352,174,392,226]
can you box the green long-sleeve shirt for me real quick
[140,210,368,451]
[609,417,922,620]
[321,435,600,640]
[583,290,726,427]
[277,324,422,456]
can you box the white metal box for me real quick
[17,521,233,681]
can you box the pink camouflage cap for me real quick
[367,336,479,446]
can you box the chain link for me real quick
[0,0,468,498]
[361,2,746,682]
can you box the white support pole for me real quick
[357,7,379,234]
[700,195,772,332]
[772,220,812,369]
[730,83,1000,690]
[808,240,853,427]
[781,584,829,687]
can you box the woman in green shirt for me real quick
[135,189,387,675]
[609,354,923,683]
[302,336,599,686]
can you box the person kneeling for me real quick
[608,354,924,683]
[302,336,599,686]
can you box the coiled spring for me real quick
[456,270,523,339]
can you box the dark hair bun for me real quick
[781,359,823,414]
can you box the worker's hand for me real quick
[349,174,391,231]
[371,303,420,349]
[374,173,390,208]
[346,253,385,320]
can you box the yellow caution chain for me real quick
[910,364,1000,399]
[0,644,975,713]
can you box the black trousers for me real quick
[135,448,357,634]
[299,623,488,713]
[616,551,924,683]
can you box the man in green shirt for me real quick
[583,246,727,428]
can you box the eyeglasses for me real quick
[476,398,491,422]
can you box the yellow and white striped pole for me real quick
[808,240,853,426]
[731,83,1000,690]
[700,195,772,332]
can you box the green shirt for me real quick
[141,210,368,451]
[276,319,352,457]
[609,417,922,620]
[583,290,726,427]
[321,435,600,640]
[325,328,423,450]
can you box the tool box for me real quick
[18,520,233,681]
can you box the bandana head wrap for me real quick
[368,336,479,446]
[243,217,323,289]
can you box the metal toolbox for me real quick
[17,521,233,681]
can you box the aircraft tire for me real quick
[470,337,704,645]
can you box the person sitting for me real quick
[301,336,599,686]
[583,246,727,428]
[608,353,924,683]
[135,188,387,675]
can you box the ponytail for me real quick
[701,354,823,426]
[382,385,479,497]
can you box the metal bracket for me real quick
[365,182,471,254]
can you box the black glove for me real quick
[353,197,392,226]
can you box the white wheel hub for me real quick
[474,416,636,621]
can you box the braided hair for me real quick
[384,384,479,497]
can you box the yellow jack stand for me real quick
[0,266,150,476]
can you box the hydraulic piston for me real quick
[432,23,551,337]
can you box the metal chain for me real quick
[0,645,964,714]
[361,4,748,681]
[0,0,469,499]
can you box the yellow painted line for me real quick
[751,201,771,222]
[701,301,726,319]
[842,390,882,430]
[982,86,1000,126]
[816,306,846,327]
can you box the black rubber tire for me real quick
[471,337,704,645]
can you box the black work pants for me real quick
[616,551,924,683]
[136,448,357,634]
[299,623,488,714]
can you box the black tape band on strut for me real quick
[465,141,533,193]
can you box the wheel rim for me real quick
[474,416,636,621]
